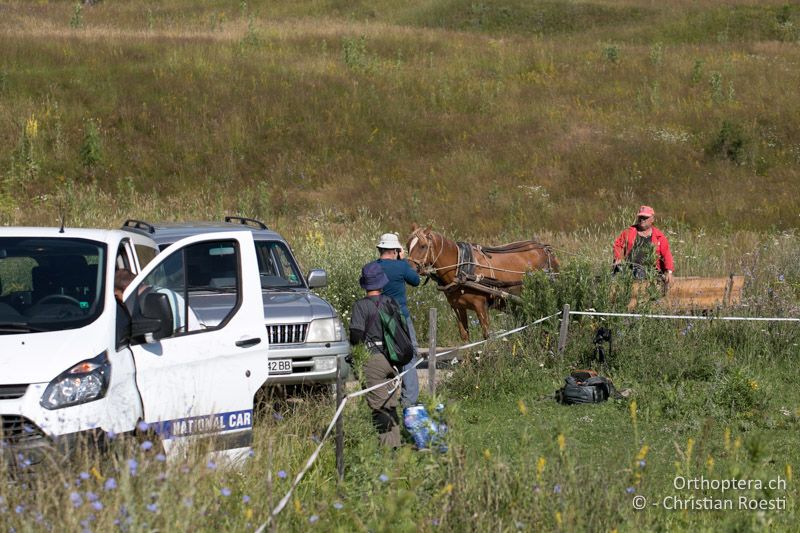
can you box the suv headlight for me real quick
[306,317,344,343]
[40,352,111,410]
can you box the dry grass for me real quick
[0,0,798,236]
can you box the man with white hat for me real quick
[375,232,421,407]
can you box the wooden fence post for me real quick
[558,304,570,354]
[335,356,344,481]
[428,308,437,397]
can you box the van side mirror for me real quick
[131,292,174,341]
[307,269,327,289]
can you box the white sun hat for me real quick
[376,233,403,250]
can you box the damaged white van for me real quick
[0,227,270,471]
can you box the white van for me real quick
[0,227,270,471]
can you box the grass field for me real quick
[0,1,798,531]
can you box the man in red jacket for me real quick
[613,206,674,284]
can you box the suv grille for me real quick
[0,384,28,400]
[1,415,46,445]
[267,324,308,344]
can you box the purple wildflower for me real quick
[155,453,166,462]
[70,492,83,507]
[626,486,636,494]
[309,515,319,524]
[14,505,24,514]
[206,460,217,470]
[242,495,251,504]
[379,474,389,483]
[553,484,561,494]
[221,488,232,497]
[272,412,284,421]
[104,478,117,491]
[333,502,343,510]
[127,459,138,475]
[79,471,90,480]
[140,440,153,451]
[86,492,98,502]
[277,470,287,479]
[146,503,158,513]
[638,460,646,468]
[137,421,150,432]
[92,501,103,511]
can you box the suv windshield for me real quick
[0,238,106,333]
[255,241,304,289]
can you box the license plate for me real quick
[268,359,292,374]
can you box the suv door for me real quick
[123,231,268,454]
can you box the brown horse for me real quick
[406,224,558,341]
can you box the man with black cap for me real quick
[348,262,404,448]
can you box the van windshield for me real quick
[0,238,106,333]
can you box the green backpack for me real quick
[371,297,415,366]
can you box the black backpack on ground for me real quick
[555,370,620,404]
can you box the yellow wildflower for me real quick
[245,508,254,520]
[724,427,731,451]
[293,498,302,513]
[734,437,742,451]
[483,448,492,460]
[25,114,38,139]
[90,466,103,481]
[557,433,566,453]
[439,483,453,496]
[536,456,546,481]
[706,455,715,472]
[636,444,650,461]
[555,511,562,528]
[629,400,638,425]
[786,464,792,483]
[518,399,528,415]
[748,379,758,390]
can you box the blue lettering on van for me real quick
[148,409,252,438]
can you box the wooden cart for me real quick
[628,274,745,311]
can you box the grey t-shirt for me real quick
[349,295,393,350]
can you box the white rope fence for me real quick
[569,310,800,322]
[254,311,562,531]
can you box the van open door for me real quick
[123,231,269,456]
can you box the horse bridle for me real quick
[407,229,444,279]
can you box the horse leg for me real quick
[451,303,470,342]
[474,297,491,339]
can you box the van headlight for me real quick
[306,317,344,343]
[40,352,111,410]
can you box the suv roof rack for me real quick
[224,216,268,230]
[122,219,156,234]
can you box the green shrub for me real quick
[713,367,767,419]
[707,120,747,163]
[79,119,103,179]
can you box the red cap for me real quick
[637,205,655,218]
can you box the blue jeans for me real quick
[401,317,420,407]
